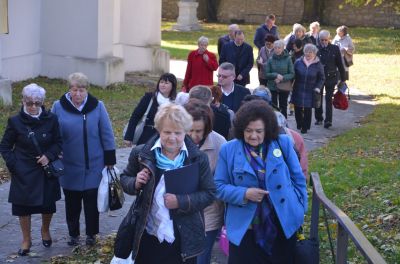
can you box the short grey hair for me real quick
[294,24,306,34]
[303,43,319,54]
[319,30,330,39]
[68,72,89,88]
[198,36,209,45]
[154,103,193,133]
[22,83,46,102]
[189,85,212,105]
[273,39,285,49]
[228,24,239,31]
[219,62,235,72]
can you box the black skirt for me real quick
[11,176,57,216]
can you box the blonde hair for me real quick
[154,103,193,133]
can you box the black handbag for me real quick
[108,168,125,211]
[114,191,143,259]
[294,230,319,264]
[27,127,64,179]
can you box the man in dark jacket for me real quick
[253,14,279,50]
[217,24,239,56]
[219,30,254,86]
[217,62,251,112]
[315,30,346,129]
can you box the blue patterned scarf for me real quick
[244,142,278,255]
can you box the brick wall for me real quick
[162,0,400,28]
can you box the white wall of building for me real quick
[0,0,168,87]
[0,0,41,80]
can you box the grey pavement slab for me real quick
[0,61,374,263]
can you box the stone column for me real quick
[173,0,201,31]
[0,38,12,106]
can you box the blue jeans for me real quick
[197,229,220,264]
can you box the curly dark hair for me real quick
[184,98,214,138]
[233,100,279,141]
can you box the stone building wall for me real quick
[323,0,400,28]
[162,0,399,28]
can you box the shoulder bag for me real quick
[276,81,293,92]
[132,98,153,145]
[26,126,64,179]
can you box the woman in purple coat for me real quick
[291,44,325,134]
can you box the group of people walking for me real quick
[0,15,355,264]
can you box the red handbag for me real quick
[333,91,349,110]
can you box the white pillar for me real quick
[173,1,201,31]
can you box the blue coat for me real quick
[214,136,307,245]
[52,94,116,191]
[253,24,279,50]
[292,58,325,108]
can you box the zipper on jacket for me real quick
[83,114,89,169]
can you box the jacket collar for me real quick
[200,132,215,151]
[19,106,52,126]
[59,93,99,114]
[233,139,284,177]
[139,134,202,164]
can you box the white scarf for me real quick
[157,92,171,106]
[23,106,42,119]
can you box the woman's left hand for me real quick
[164,193,179,209]
[36,155,49,166]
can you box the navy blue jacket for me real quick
[0,108,62,206]
[219,41,254,85]
[253,24,279,50]
[292,58,325,108]
[221,84,251,113]
[317,43,346,86]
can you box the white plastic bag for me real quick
[110,252,135,264]
[97,166,120,213]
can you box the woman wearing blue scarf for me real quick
[116,103,215,264]
[215,100,307,263]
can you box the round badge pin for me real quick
[273,149,282,157]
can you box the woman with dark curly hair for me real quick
[214,100,307,264]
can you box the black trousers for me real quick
[271,90,290,118]
[135,229,197,264]
[228,229,296,264]
[63,188,99,237]
[315,83,335,123]
[294,106,312,131]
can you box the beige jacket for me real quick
[201,131,227,232]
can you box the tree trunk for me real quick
[303,0,325,23]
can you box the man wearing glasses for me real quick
[217,62,250,113]
[315,30,346,129]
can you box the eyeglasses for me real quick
[320,39,329,42]
[25,101,43,107]
[216,74,232,79]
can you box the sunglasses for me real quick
[25,101,43,107]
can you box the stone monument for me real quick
[173,0,201,31]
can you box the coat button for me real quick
[276,185,282,189]
[280,198,285,203]
[273,169,277,174]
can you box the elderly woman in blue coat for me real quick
[52,72,116,246]
[292,43,325,134]
[214,100,307,264]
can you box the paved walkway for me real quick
[0,61,375,263]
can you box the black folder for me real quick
[164,163,199,194]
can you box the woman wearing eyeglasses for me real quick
[0,84,62,256]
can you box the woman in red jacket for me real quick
[182,36,218,92]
